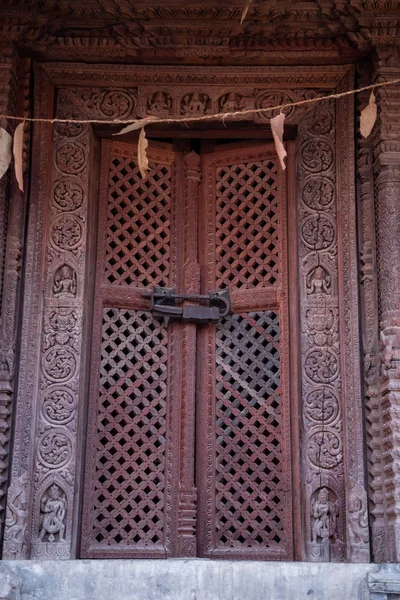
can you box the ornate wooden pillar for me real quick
[372,45,400,562]
[0,46,30,551]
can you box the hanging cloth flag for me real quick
[137,127,150,179]
[0,127,12,180]
[270,112,287,170]
[360,91,377,139]
[114,116,160,136]
[13,122,24,191]
[240,0,252,24]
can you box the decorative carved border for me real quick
[3,63,369,562]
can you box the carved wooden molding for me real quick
[3,63,369,562]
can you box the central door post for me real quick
[175,142,201,556]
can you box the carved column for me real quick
[356,61,383,562]
[0,46,30,551]
[176,148,201,556]
[372,45,400,562]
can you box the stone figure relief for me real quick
[181,92,210,116]
[219,92,244,113]
[311,487,338,559]
[307,265,331,295]
[53,264,77,297]
[147,91,172,116]
[38,484,66,542]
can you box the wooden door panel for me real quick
[197,143,293,559]
[81,140,180,558]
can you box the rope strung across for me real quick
[0,78,398,126]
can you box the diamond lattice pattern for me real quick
[92,308,168,549]
[215,312,284,549]
[104,157,171,287]
[216,159,280,289]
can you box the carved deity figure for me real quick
[39,484,66,542]
[381,326,400,378]
[181,92,209,116]
[53,264,77,297]
[307,265,331,296]
[148,91,172,116]
[220,92,244,113]
[311,487,338,544]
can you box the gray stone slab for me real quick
[0,560,379,600]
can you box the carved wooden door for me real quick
[81,139,295,560]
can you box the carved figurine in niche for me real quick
[53,264,77,298]
[220,92,244,113]
[307,265,331,296]
[181,92,210,117]
[311,487,338,547]
[147,91,172,117]
[38,484,66,542]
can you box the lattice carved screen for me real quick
[82,139,294,559]
[197,142,293,560]
[81,141,177,558]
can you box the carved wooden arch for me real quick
[3,63,369,562]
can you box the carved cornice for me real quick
[0,1,397,62]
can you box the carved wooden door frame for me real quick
[3,62,369,563]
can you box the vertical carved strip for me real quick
[298,101,346,561]
[337,69,369,562]
[372,45,400,562]
[3,64,51,560]
[0,46,19,547]
[177,150,201,556]
[29,117,89,558]
[356,61,383,561]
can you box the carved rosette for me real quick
[297,101,346,561]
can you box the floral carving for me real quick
[3,472,28,547]
[53,180,84,211]
[301,215,335,250]
[53,264,77,297]
[42,346,77,382]
[305,349,338,383]
[302,177,334,211]
[99,90,135,118]
[255,90,294,119]
[302,139,333,172]
[38,484,66,542]
[305,388,339,425]
[54,121,84,138]
[42,388,76,425]
[307,431,342,469]
[38,431,72,468]
[181,92,210,116]
[147,91,172,116]
[51,216,83,250]
[56,142,86,174]
[303,109,333,136]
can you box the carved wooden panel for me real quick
[197,142,293,559]
[4,65,368,563]
[81,140,178,558]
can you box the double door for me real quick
[80,137,296,559]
